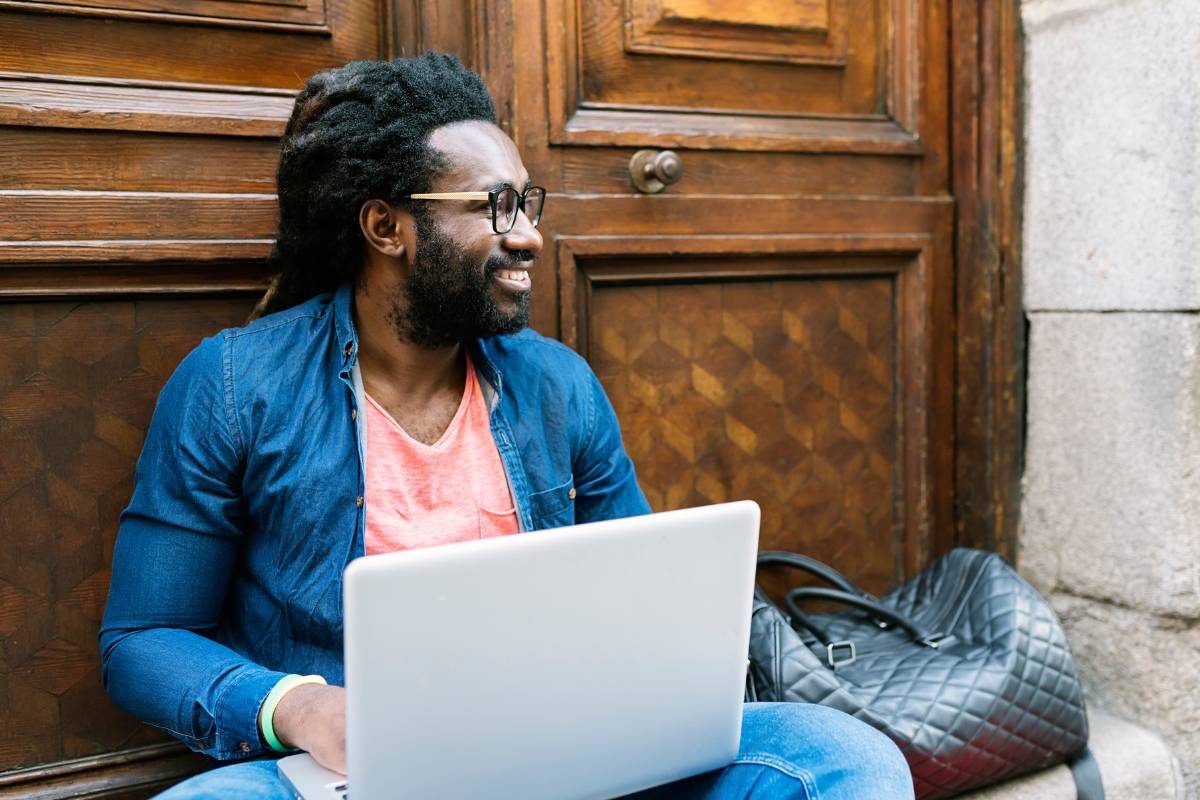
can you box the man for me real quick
[100,54,914,799]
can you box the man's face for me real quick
[388,120,543,348]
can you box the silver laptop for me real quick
[278,500,760,800]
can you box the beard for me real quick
[387,209,532,348]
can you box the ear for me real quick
[359,199,413,260]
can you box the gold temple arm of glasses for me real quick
[408,192,492,200]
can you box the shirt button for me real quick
[568,488,577,500]
[239,741,251,753]
[351,408,357,421]
[356,496,364,508]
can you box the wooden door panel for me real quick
[0,298,254,784]
[589,275,900,593]
[0,193,278,241]
[528,195,951,335]
[0,5,380,87]
[538,194,951,239]
[0,128,280,193]
[557,148,919,197]
[555,225,951,593]
[0,78,295,137]
[10,0,331,30]
[546,0,918,153]
[624,0,843,66]
[0,191,276,269]
[598,1,859,103]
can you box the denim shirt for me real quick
[99,284,650,761]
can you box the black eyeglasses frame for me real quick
[408,185,546,235]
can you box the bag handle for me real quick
[756,551,872,598]
[785,587,945,650]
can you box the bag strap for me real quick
[1069,748,1105,800]
[743,658,758,703]
[785,587,944,648]
[756,551,872,598]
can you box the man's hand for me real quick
[270,683,347,774]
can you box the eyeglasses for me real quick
[408,186,546,234]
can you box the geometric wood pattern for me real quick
[558,232,947,596]
[590,277,901,595]
[0,297,254,771]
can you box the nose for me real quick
[501,208,543,257]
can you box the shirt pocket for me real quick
[527,477,576,530]
[478,505,520,539]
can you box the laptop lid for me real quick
[343,500,760,800]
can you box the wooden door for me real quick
[0,0,1022,795]
[486,0,958,595]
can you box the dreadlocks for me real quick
[252,53,497,319]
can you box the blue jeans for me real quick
[155,703,913,800]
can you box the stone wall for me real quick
[1019,0,1200,793]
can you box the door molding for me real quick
[948,0,1025,561]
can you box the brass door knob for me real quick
[629,149,683,193]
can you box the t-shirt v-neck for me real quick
[362,351,519,554]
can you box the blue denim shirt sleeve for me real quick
[572,369,653,522]
[99,334,286,760]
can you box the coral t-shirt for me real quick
[363,352,519,554]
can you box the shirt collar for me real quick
[333,282,505,403]
[333,283,358,368]
[469,338,504,406]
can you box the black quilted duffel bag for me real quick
[747,547,1092,799]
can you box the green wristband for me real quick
[260,674,327,752]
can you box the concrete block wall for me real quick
[1019,0,1200,793]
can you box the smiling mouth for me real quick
[491,268,531,292]
[494,268,529,282]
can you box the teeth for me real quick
[495,269,529,282]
